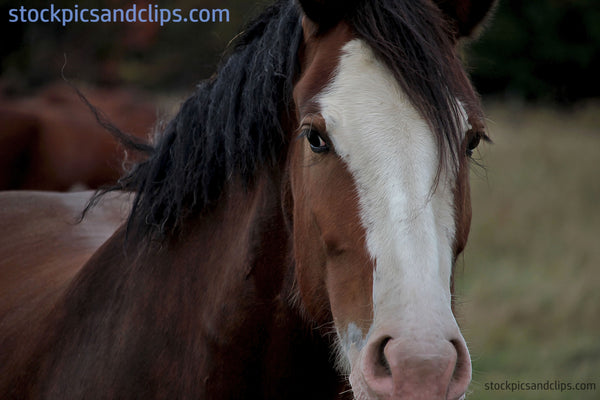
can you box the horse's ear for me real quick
[433,0,497,39]
[297,0,359,28]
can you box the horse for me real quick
[0,0,494,398]
[0,82,156,191]
[0,190,130,337]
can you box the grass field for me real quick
[457,101,600,399]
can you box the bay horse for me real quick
[0,0,494,399]
[0,83,156,191]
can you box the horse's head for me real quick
[287,0,494,398]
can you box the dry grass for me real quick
[456,101,600,399]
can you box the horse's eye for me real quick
[305,129,329,154]
[466,132,482,157]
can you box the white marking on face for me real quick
[318,40,464,372]
[335,323,369,375]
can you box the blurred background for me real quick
[458,2,600,399]
[1,0,599,398]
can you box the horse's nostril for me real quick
[450,339,464,375]
[375,336,392,376]
[448,338,472,399]
[359,335,471,399]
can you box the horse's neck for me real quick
[26,171,344,399]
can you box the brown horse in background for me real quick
[0,0,494,398]
[0,82,156,190]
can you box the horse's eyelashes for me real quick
[305,129,330,154]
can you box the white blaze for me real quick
[318,40,462,372]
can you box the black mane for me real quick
[91,0,484,239]
[90,0,303,238]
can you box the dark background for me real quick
[1,0,270,94]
